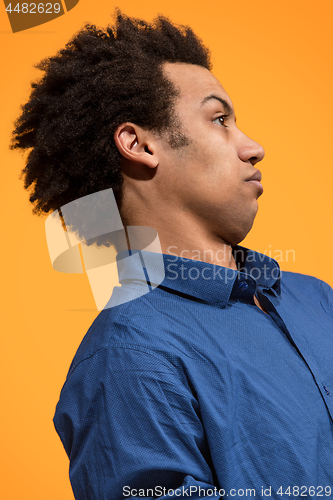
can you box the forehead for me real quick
[162,62,233,111]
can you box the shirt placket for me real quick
[257,286,333,423]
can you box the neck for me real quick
[160,235,237,270]
[123,219,238,271]
[120,188,240,271]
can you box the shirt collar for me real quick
[116,245,281,309]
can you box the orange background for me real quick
[0,1,332,498]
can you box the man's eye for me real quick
[213,115,228,127]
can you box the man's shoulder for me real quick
[281,269,332,290]
[65,294,174,379]
[281,269,333,306]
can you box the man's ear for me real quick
[113,123,159,168]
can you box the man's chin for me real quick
[227,217,257,247]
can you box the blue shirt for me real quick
[53,246,333,500]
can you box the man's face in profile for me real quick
[155,62,266,247]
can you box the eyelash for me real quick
[213,114,229,127]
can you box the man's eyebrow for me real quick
[200,94,236,120]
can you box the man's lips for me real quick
[246,169,262,182]
[245,169,263,194]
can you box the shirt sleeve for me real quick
[53,345,220,500]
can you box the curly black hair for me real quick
[11,9,211,247]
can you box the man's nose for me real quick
[238,135,265,166]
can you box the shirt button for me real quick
[238,281,248,291]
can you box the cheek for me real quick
[192,138,236,171]
[159,134,239,193]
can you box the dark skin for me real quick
[114,62,267,313]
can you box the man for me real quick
[11,9,333,500]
